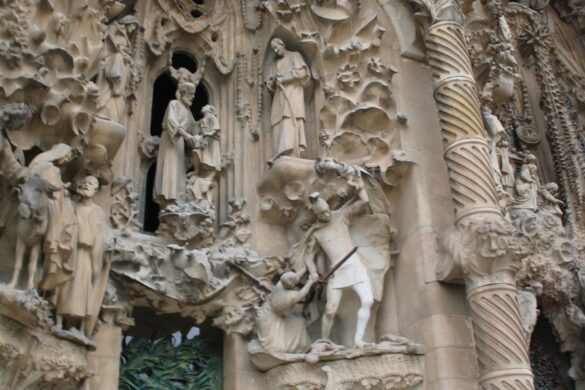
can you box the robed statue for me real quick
[154,82,197,208]
[266,38,310,163]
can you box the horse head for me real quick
[17,175,60,220]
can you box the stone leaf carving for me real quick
[0,2,135,183]
[109,231,285,336]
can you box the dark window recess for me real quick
[150,72,176,137]
[23,146,43,166]
[143,161,159,233]
[530,315,575,390]
[171,52,197,73]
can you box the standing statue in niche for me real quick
[290,190,376,348]
[154,82,197,209]
[266,38,310,163]
[55,176,108,339]
[96,15,140,123]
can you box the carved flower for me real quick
[336,64,360,88]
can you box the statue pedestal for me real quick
[0,313,90,390]
[265,353,424,390]
[0,285,91,389]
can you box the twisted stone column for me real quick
[467,279,533,389]
[426,21,500,223]
[426,19,535,389]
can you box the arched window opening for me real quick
[145,55,210,231]
[149,53,209,137]
[171,51,197,73]
[143,161,159,233]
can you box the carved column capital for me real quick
[437,217,528,285]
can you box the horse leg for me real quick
[26,242,41,290]
[8,237,26,288]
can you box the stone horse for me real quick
[8,175,59,289]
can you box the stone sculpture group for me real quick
[0,0,584,389]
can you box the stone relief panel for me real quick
[0,0,583,389]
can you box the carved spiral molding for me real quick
[426,21,500,221]
[444,139,501,221]
[467,284,534,390]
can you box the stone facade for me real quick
[0,0,583,389]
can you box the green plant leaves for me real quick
[119,334,222,390]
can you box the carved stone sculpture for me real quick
[193,104,222,174]
[256,272,317,354]
[481,106,506,186]
[154,82,197,208]
[266,38,310,162]
[0,103,32,185]
[96,15,140,124]
[289,190,378,348]
[9,176,58,290]
[110,176,141,232]
[55,176,109,340]
[29,145,78,297]
[1,0,585,388]
[169,54,207,86]
[512,153,540,213]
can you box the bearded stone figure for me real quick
[154,82,197,208]
[266,38,310,163]
[56,175,108,338]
